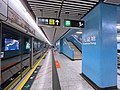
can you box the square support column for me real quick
[82,3,117,89]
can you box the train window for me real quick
[0,23,45,89]
[0,24,30,89]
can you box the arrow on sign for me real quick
[56,20,59,25]
[79,22,83,27]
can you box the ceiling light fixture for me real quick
[116,24,120,29]
[76,32,82,34]
[10,0,52,45]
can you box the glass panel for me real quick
[33,39,43,66]
[0,24,31,89]
[1,24,22,89]
[0,22,2,89]
[21,36,30,77]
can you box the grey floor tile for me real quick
[54,51,95,90]
[30,50,52,90]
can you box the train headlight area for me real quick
[1,0,120,90]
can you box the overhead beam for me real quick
[65,0,97,4]
[30,4,91,9]
[63,3,94,7]
[28,1,61,5]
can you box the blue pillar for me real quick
[82,3,117,89]
[60,39,63,53]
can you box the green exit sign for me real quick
[64,20,71,27]
[64,19,84,28]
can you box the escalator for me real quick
[67,35,82,52]
[67,41,82,60]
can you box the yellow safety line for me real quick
[4,67,30,90]
[16,52,47,90]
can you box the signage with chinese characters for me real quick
[64,19,84,28]
[83,35,96,45]
[37,17,60,26]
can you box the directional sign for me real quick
[56,20,60,25]
[37,17,60,26]
[64,19,84,28]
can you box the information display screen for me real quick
[5,38,19,51]
[26,42,30,49]
[117,43,120,50]
[38,17,60,26]
[64,19,84,28]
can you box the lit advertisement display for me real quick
[5,38,19,51]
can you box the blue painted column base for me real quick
[80,73,117,90]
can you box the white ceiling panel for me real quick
[104,0,120,5]
[53,28,69,43]
[41,27,55,43]
[25,0,99,43]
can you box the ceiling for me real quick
[104,0,120,5]
[21,0,99,44]
[21,0,120,44]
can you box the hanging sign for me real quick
[37,17,60,26]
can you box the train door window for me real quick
[33,38,43,66]
[0,22,2,89]
[0,23,31,89]
[1,24,22,89]
[33,39,38,65]
[21,36,30,77]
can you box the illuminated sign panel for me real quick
[38,17,60,26]
[64,19,84,28]
[64,20,71,27]
[49,19,55,25]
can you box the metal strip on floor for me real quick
[52,50,61,90]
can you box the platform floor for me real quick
[54,51,94,90]
[15,49,120,90]
[30,50,52,90]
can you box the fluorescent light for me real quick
[10,0,51,45]
[117,36,120,41]
[116,24,120,29]
[76,31,82,34]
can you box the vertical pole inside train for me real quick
[30,37,33,69]
[0,22,2,85]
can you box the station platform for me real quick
[53,50,94,90]
[14,49,120,90]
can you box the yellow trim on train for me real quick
[16,51,47,90]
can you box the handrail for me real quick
[64,39,74,51]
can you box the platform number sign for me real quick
[38,17,60,26]
[64,19,84,28]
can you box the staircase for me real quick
[67,35,82,52]
[67,41,82,60]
